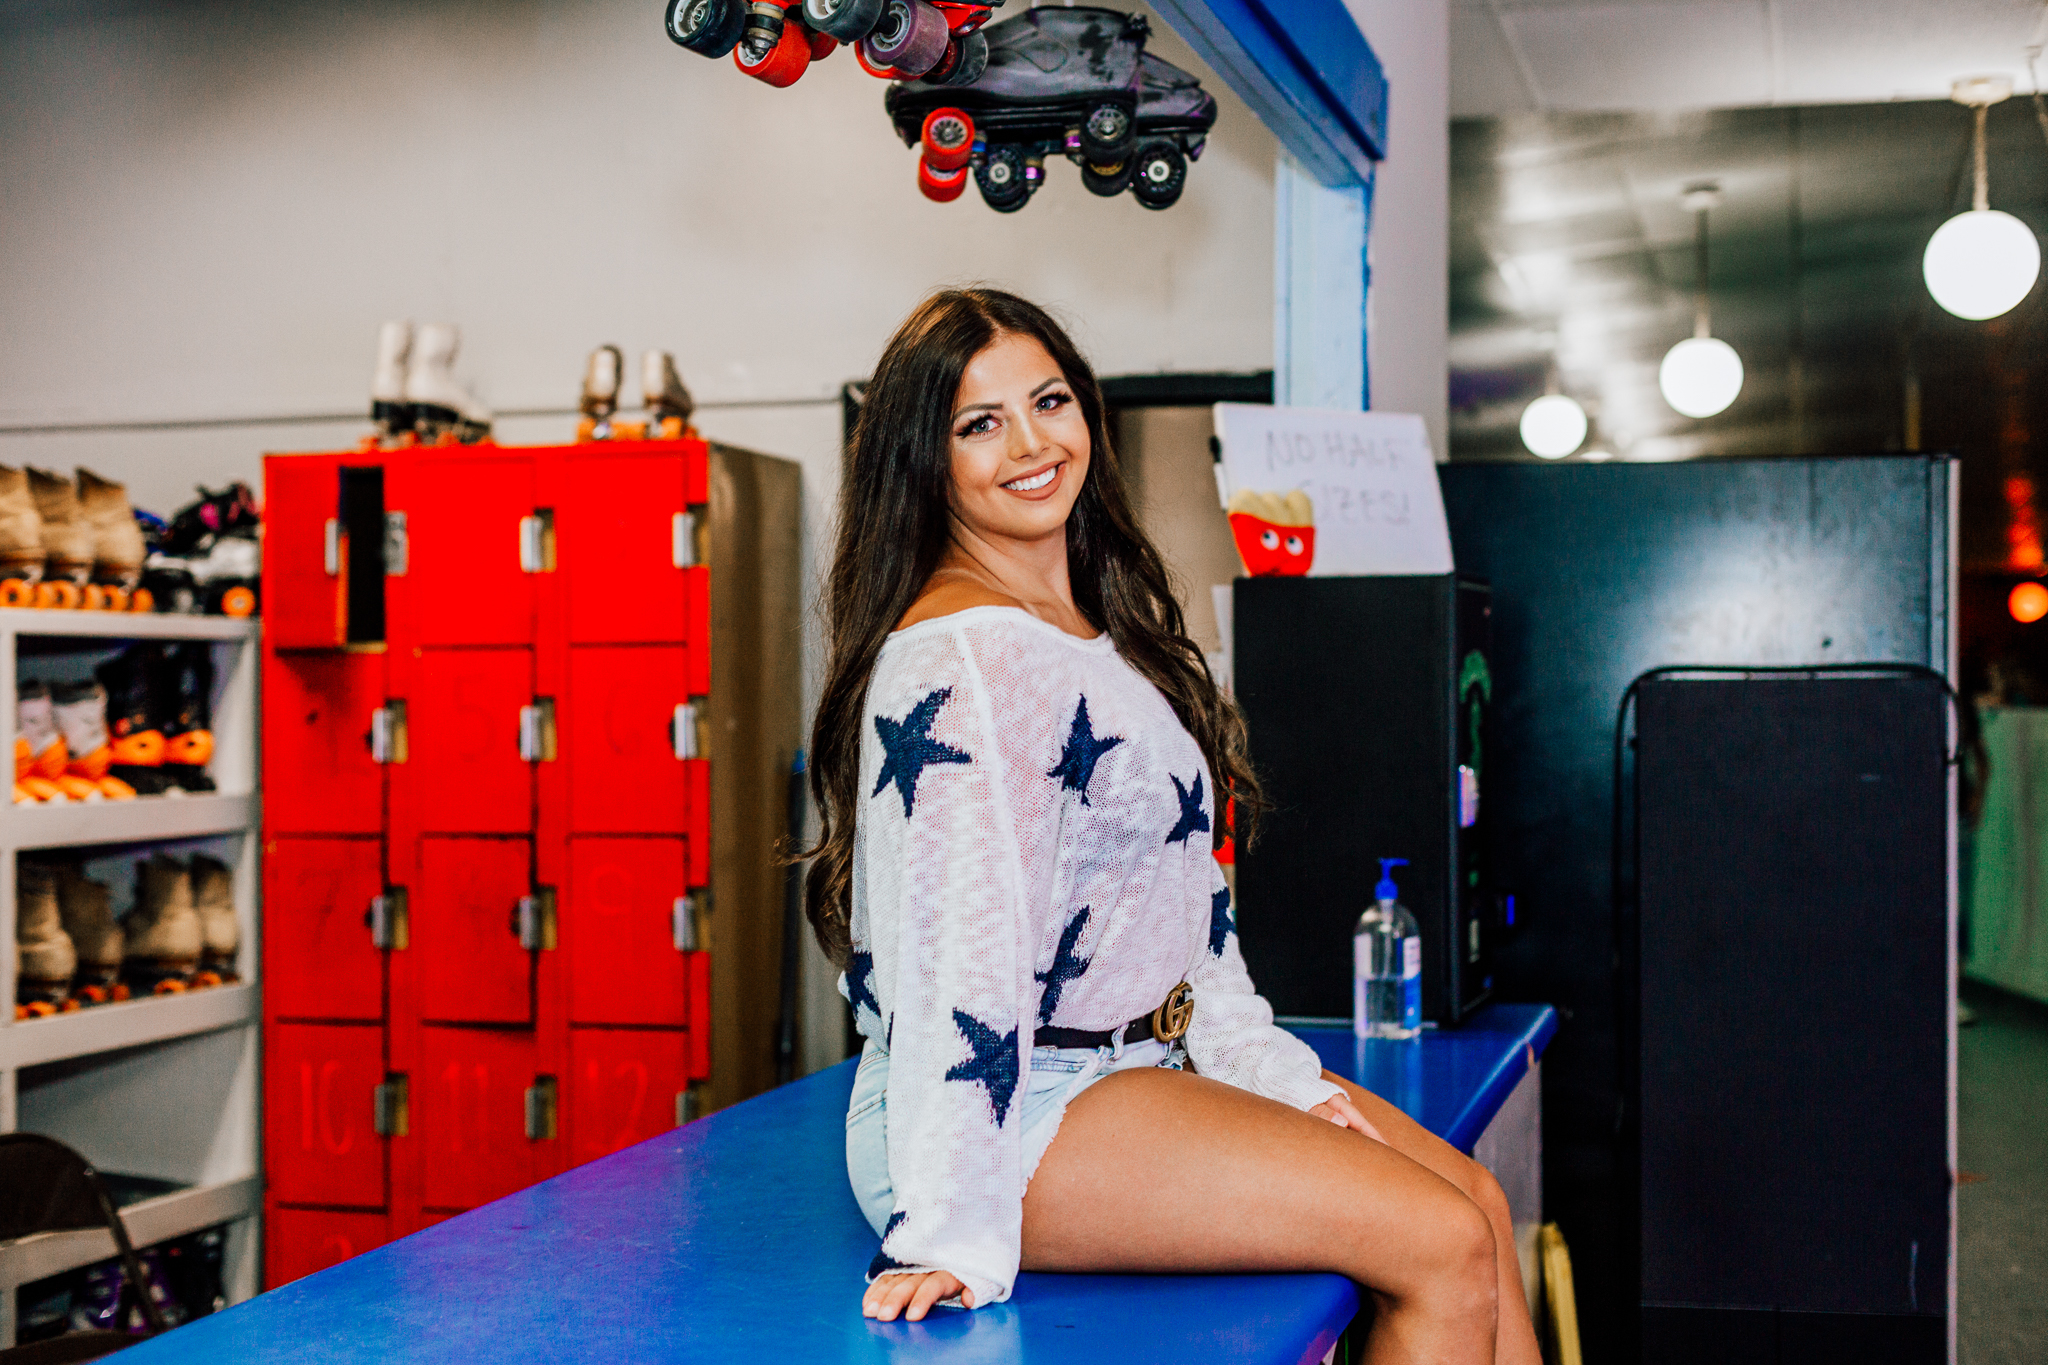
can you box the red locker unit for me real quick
[263,436,797,1277]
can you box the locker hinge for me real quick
[518,698,557,763]
[672,510,699,568]
[383,511,409,576]
[677,1083,705,1126]
[323,518,341,576]
[518,510,557,573]
[369,886,410,950]
[524,1076,559,1141]
[673,894,698,952]
[516,887,558,951]
[373,1074,410,1138]
[370,700,408,764]
[671,701,704,760]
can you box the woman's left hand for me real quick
[1308,1090,1388,1144]
[863,1270,973,1321]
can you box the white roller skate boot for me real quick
[643,351,698,440]
[371,321,415,438]
[579,346,624,442]
[404,324,492,444]
[15,860,78,1016]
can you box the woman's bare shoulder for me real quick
[895,574,1026,631]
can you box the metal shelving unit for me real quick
[0,612,260,1346]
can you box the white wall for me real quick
[0,0,1276,1074]
[1344,0,1450,459]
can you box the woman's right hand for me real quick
[862,1270,974,1321]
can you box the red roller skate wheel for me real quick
[852,41,902,78]
[918,158,968,203]
[806,26,837,59]
[921,107,974,172]
[735,16,813,87]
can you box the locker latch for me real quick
[515,887,558,951]
[672,510,699,569]
[323,518,341,576]
[673,894,698,952]
[677,1084,704,1126]
[524,1076,559,1141]
[518,510,556,573]
[518,699,557,763]
[369,887,409,950]
[373,1074,410,1138]
[383,511,409,576]
[370,701,408,764]
[671,701,703,760]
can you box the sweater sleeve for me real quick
[859,631,1060,1309]
[1180,866,1345,1113]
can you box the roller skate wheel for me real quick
[860,0,947,76]
[805,25,837,59]
[918,157,968,203]
[734,13,813,87]
[0,579,31,608]
[152,979,189,996]
[111,983,131,1002]
[129,587,154,613]
[59,997,81,1012]
[19,1000,56,1019]
[921,107,974,172]
[102,586,130,612]
[221,585,256,617]
[40,581,81,609]
[82,584,108,611]
[193,970,223,990]
[666,0,746,57]
[802,0,882,42]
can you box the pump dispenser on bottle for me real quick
[1354,857,1422,1039]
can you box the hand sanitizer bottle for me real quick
[1354,858,1422,1039]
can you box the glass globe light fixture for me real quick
[1519,393,1587,458]
[1659,183,1743,420]
[1924,79,2038,320]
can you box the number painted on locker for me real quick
[299,1060,355,1155]
[439,1062,493,1155]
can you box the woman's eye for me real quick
[1038,391,1071,412]
[1259,529,1279,550]
[958,416,997,437]
[1284,535,1304,555]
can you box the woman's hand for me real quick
[862,1270,974,1322]
[1309,1091,1388,1144]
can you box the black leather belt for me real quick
[1036,981,1193,1050]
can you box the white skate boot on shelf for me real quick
[643,350,698,440]
[404,323,493,444]
[578,346,625,442]
[371,321,415,438]
[15,860,78,1017]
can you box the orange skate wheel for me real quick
[76,984,109,1006]
[102,586,129,612]
[111,983,131,1002]
[918,158,968,203]
[153,979,189,996]
[920,107,974,172]
[46,581,81,609]
[54,774,101,802]
[165,731,214,767]
[129,587,154,613]
[20,776,64,802]
[19,1000,56,1019]
[82,584,108,610]
[110,730,165,766]
[97,774,137,801]
[59,997,81,1012]
[734,16,813,86]
[221,585,256,617]
[0,578,31,608]
[192,970,223,990]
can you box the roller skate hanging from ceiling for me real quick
[665,0,996,89]
[886,8,1216,212]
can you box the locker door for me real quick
[263,652,383,835]
[265,1024,386,1206]
[418,1027,548,1211]
[416,837,534,1025]
[567,1028,690,1166]
[688,951,711,1078]
[559,450,707,645]
[566,838,690,1027]
[263,455,344,650]
[266,1207,390,1288]
[403,452,537,646]
[565,647,704,838]
[410,648,534,834]
[265,837,383,1022]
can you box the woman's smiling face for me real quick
[946,330,1091,548]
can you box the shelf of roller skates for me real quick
[8,1211,252,1345]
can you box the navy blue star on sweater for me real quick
[846,949,881,1025]
[944,1009,1020,1126]
[1165,772,1211,845]
[1046,697,1123,805]
[1035,907,1093,1024]
[872,688,971,818]
[1208,887,1235,956]
[868,1210,911,1278]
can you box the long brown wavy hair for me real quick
[804,288,1262,967]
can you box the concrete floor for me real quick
[1958,982,2048,1364]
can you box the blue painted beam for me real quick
[1151,0,1387,187]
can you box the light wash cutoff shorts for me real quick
[844,1035,1186,1236]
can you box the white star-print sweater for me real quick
[844,606,1343,1308]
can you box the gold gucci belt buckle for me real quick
[1151,980,1194,1042]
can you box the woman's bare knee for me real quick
[1463,1159,1514,1234]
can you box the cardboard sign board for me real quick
[1211,404,1453,576]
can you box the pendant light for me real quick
[1659,183,1743,420]
[1519,392,1587,459]
[1923,77,2040,321]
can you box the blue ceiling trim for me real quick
[1150,0,1387,188]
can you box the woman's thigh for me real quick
[1317,1071,1506,1216]
[1019,1066,1493,1301]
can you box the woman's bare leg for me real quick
[1022,1067,1500,1363]
[1314,1072,1543,1365]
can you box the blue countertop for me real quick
[127,1004,1554,1364]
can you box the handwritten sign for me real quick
[1211,404,1452,576]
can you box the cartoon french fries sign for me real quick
[1225,489,1315,576]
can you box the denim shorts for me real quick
[844,1035,1186,1236]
